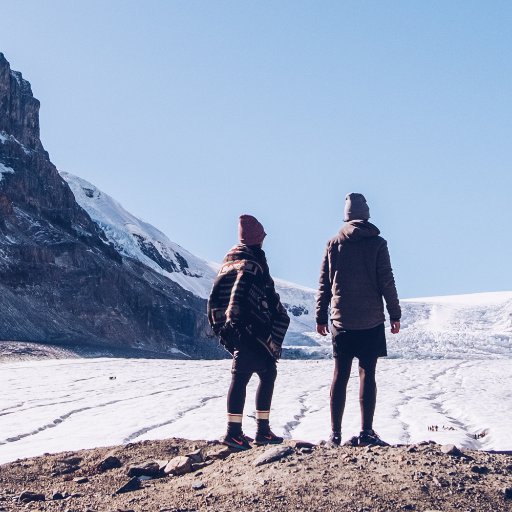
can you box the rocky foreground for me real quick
[0,439,511,512]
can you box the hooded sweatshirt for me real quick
[316,220,401,330]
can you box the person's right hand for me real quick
[316,324,330,336]
[391,321,400,334]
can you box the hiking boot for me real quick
[327,431,342,447]
[221,432,253,451]
[357,429,389,447]
[254,430,284,446]
[343,435,359,447]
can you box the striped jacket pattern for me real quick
[207,244,290,360]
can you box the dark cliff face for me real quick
[0,53,223,358]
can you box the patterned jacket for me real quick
[207,244,290,360]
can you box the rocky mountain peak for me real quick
[0,53,43,152]
[0,53,224,358]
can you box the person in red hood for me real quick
[316,193,401,447]
[208,215,290,450]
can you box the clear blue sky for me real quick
[1,1,511,298]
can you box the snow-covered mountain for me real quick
[62,172,319,349]
[0,53,224,358]
[61,172,218,299]
[62,173,512,360]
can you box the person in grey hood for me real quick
[316,193,401,447]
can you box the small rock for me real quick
[52,492,64,500]
[127,463,162,478]
[289,440,315,450]
[402,505,415,510]
[164,456,192,476]
[207,446,232,460]
[59,456,82,466]
[471,465,489,474]
[253,446,294,467]
[18,491,45,503]
[155,459,169,471]
[72,477,89,484]
[53,465,80,476]
[441,444,461,456]
[192,480,206,491]
[192,461,211,471]
[97,455,122,473]
[504,487,512,500]
[113,477,141,495]
[186,448,205,464]
[432,477,449,488]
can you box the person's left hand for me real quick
[316,324,330,336]
[391,321,400,334]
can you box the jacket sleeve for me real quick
[376,241,401,322]
[315,243,332,325]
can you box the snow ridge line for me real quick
[0,382,213,445]
[122,394,223,443]
[281,384,330,439]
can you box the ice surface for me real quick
[0,358,510,464]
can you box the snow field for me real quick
[1,358,510,464]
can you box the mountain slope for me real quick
[0,52,223,358]
[61,172,319,348]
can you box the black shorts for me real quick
[231,341,276,376]
[331,323,387,360]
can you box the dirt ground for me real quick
[0,438,511,512]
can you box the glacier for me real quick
[0,357,510,464]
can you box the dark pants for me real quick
[330,323,385,433]
[227,344,277,415]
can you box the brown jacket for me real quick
[316,220,401,330]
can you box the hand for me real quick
[391,321,400,334]
[316,324,330,336]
